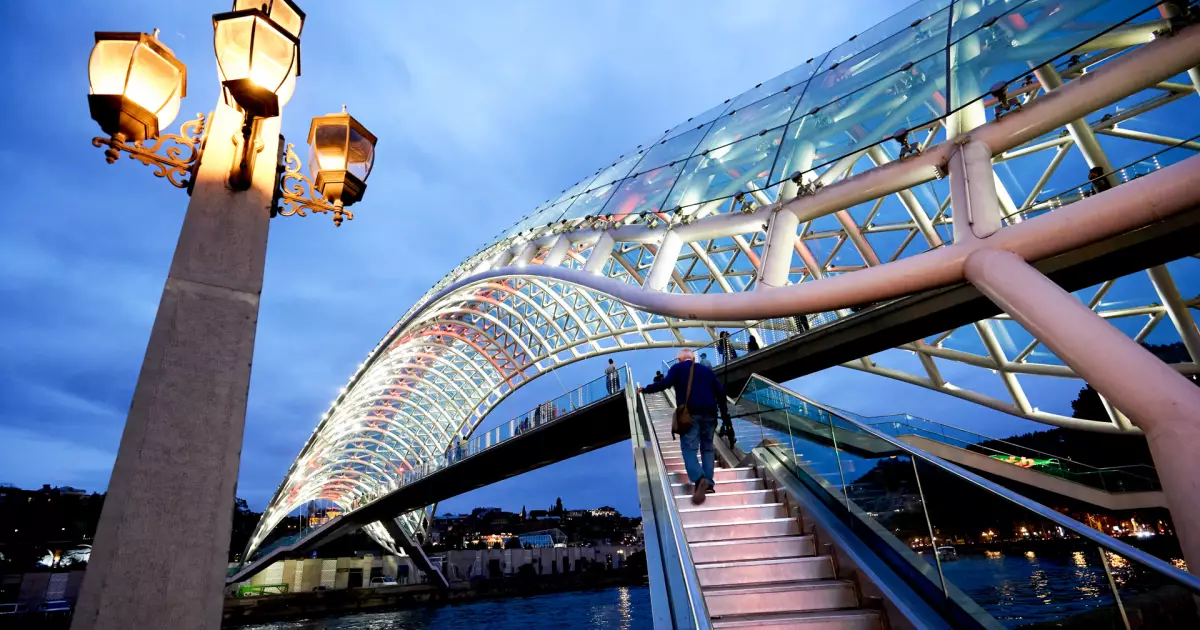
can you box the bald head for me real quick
[677,348,695,362]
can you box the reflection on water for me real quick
[943,551,1116,627]
[244,586,650,630]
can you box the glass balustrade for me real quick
[865,413,1162,494]
[730,374,1199,629]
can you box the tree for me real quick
[520,505,526,521]
[1069,384,1108,422]
[554,497,564,514]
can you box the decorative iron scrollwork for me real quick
[91,112,208,190]
[274,143,353,226]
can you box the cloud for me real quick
[0,427,116,491]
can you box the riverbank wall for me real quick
[222,570,645,627]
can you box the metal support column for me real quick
[965,248,1200,572]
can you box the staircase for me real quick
[645,392,882,630]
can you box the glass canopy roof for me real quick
[493,0,1162,244]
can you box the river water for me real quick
[240,586,651,629]
[244,551,1185,629]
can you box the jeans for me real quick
[679,413,718,485]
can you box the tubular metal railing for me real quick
[630,368,711,629]
[731,373,1200,628]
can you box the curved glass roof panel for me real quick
[729,64,818,112]
[588,151,645,191]
[820,0,953,73]
[482,0,1163,250]
[947,0,1164,110]
[700,88,802,153]
[600,162,685,220]
[636,122,714,173]
[560,179,621,221]
[665,128,784,212]
[664,99,734,139]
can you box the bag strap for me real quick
[684,362,695,405]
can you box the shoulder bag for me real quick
[672,362,695,438]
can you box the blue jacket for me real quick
[642,360,729,419]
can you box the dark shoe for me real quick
[705,480,716,494]
[691,477,710,504]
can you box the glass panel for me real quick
[802,7,952,118]
[126,43,180,121]
[1107,548,1200,628]
[773,49,948,185]
[348,127,374,181]
[664,100,733,139]
[701,90,801,152]
[948,0,1163,111]
[732,377,1200,629]
[821,0,952,73]
[599,163,686,220]
[559,180,621,221]
[310,122,349,174]
[89,40,136,95]
[638,123,713,173]
[251,17,296,98]
[214,15,255,83]
[664,129,784,211]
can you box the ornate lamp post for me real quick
[74,3,377,629]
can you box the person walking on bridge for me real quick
[605,358,620,394]
[641,348,730,504]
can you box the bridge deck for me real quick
[230,389,631,583]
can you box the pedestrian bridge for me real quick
[229,371,633,584]
[243,1,1200,625]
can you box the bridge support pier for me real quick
[380,518,450,589]
[965,248,1200,573]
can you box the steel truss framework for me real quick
[247,0,1200,557]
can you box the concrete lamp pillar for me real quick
[73,102,283,630]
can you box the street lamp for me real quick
[213,0,303,119]
[87,31,187,142]
[276,107,377,225]
[76,3,378,629]
[88,5,373,224]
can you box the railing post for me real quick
[965,248,1200,572]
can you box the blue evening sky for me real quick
[2,1,1193,520]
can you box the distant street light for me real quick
[76,3,377,629]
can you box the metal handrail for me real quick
[637,385,713,629]
[740,374,1200,595]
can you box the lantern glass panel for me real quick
[234,0,303,37]
[127,43,184,127]
[88,40,136,95]
[348,127,375,181]
[310,122,349,176]
[251,18,297,105]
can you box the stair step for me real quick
[670,467,756,482]
[675,489,775,509]
[685,518,801,542]
[691,536,815,564]
[704,580,859,617]
[673,478,765,494]
[678,503,786,526]
[711,609,883,630]
[697,556,835,587]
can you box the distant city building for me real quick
[589,506,617,518]
[519,528,567,548]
